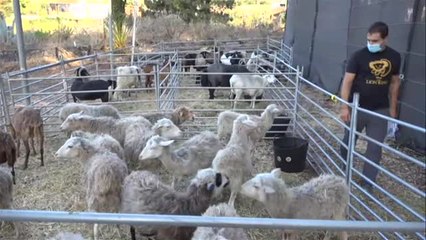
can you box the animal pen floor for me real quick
[0,69,423,240]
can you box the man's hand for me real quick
[340,106,351,123]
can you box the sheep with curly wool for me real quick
[192,203,249,240]
[70,130,125,160]
[139,131,223,188]
[114,65,141,100]
[55,136,128,240]
[0,167,19,238]
[212,114,261,207]
[121,168,230,240]
[134,106,195,126]
[229,74,277,109]
[240,168,349,240]
[59,102,121,121]
[217,104,284,147]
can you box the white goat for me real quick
[240,168,349,240]
[230,74,277,109]
[114,65,141,100]
[212,114,261,207]
[139,131,223,188]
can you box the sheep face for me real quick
[240,168,282,203]
[76,67,90,77]
[55,137,85,160]
[152,118,182,139]
[191,168,230,198]
[60,111,86,131]
[263,75,277,84]
[265,104,284,115]
[139,135,174,161]
[177,106,195,122]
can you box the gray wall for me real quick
[283,0,426,151]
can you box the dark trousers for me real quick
[340,108,388,186]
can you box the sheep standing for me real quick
[59,102,121,121]
[220,50,247,65]
[10,106,44,169]
[71,67,115,103]
[114,65,141,100]
[192,203,249,240]
[0,167,19,238]
[240,168,349,240]
[134,106,195,126]
[139,131,223,188]
[0,130,17,184]
[70,131,125,160]
[212,114,261,207]
[121,168,230,240]
[230,74,277,109]
[55,136,128,240]
[217,104,284,147]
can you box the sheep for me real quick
[10,105,44,170]
[230,74,277,109]
[59,102,121,121]
[133,106,195,126]
[0,130,17,184]
[70,131,125,160]
[121,168,230,240]
[139,131,223,188]
[60,112,182,168]
[55,136,128,240]
[0,167,19,238]
[200,63,263,101]
[246,51,275,73]
[71,67,115,103]
[114,65,142,100]
[212,114,262,207]
[192,203,249,240]
[220,50,247,65]
[217,104,284,147]
[240,168,349,240]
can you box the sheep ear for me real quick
[263,186,276,194]
[207,182,215,191]
[159,140,174,146]
[271,168,282,178]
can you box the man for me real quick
[340,21,401,191]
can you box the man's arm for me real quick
[340,72,356,122]
[389,74,401,118]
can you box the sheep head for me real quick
[176,106,195,122]
[139,135,174,161]
[240,168,284,203]
[264,104,284,116]
[60,111,86,131]
[55,137,89,160]
[190,168,230,198]
[152,118,182,139]
[76,67,90,77]
[263,75,278,84]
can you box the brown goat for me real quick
[141,58,175,90]
[10,106,44,169]
[0,130,17,184]
[142,64,155,89]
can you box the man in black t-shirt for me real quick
[340,22,401,191]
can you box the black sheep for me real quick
[71,67,115,103]
[200,63,262,101]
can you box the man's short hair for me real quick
[368,21,389,39]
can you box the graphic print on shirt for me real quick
[367,59,392,85]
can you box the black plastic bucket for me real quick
[273,137,308,173]
[265,114,291,138]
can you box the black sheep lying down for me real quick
[71,67,116,102]
[200,63,263,100]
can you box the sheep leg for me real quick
[233,92,242,110]
[130,226,136,240]
[39,128,44,167]
[23,140,30,170]
[93,223,99,240]
[228,191,237,207]
[251,96,256,109]
[30,137,36,155]
[16,139,20,157]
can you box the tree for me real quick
[144,0,235,23]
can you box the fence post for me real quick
[154,64,161,111]
[59,58,69,103]
[345,93,359,188]
[5,72,15,108]
[266,35,270,51]
[0,76,11,129]
[94,52,99,79]
[292,65,300,136]
[273,51,277,74]
[108,13,114,79]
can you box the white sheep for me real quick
[0,167,19,238]
[212,114,261,207]
[59,102,121,121]
[240,168,349,240]
[230,74,277,109]
[217,104,284,147]
[121,168,230,240]
[70,130,125,160]
[114,65,141,100]
[55,136,128,240]
[139,131,223,188]
[192,203,249,240]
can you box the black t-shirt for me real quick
[346,46,401,110]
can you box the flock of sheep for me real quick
[0,47,351,240]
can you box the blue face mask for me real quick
[367,42,382,53]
